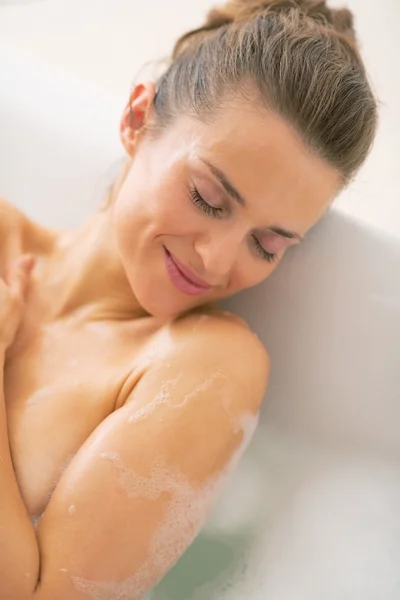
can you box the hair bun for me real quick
[329,7,355,36]
[205,0,355,37]
[173,0,356,59]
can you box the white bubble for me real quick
[127,371,228,425]
[75,416,259,600]
[176,372,226,408]
[71,464,218,600]
[190,314,211,332]
[100,452,120,463]
[127,376,181,424]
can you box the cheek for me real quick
[115,160,154,220]
[224,257,278,298]
[114,167,164,256]
[115,157,191,240]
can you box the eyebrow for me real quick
[199,156,303,241]
[200,157,246,207]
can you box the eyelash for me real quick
[189,186,277,264]
[189,187,223,218]
[252,235,277,264]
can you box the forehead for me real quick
[175,101,341,235]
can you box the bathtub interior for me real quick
[1,45,400,599]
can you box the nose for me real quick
[194,231,242,282]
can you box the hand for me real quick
[0,254,35,350]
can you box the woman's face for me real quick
[113,87,341,318]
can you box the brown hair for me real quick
[150,0,378,189]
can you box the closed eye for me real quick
[189,187,223,218]
[190,186,279,264]
[252,235,277,264]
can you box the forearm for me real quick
[0,346,40,599]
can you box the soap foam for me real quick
[127,377,181,424]
[190,314,210,332]
[72,413,258,600]
[175,372,226,409]
[71,470,222,600]
[127,371,226,425]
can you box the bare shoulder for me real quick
[173,305,268,360]
[142,306,270,415]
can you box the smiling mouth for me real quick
[163,247,213,295]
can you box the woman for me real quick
[0,0,378,598]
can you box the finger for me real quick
[17,254,35,272]
[4,255,35,282]
[10,254,35,299]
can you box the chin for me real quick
[138,282,216,319]
[132,282,187,319]
[125,252,216,319]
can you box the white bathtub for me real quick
[1,45,400,600]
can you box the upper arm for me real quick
[34,318,269,600]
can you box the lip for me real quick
[164,247,212,296]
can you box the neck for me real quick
[40,207,147,322]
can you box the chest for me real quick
[4,319,152,521]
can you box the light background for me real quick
[0,0,399,237]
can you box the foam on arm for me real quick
[33,320,269,600]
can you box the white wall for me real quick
[1,0,399,237]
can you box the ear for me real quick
[120,82,156,156]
